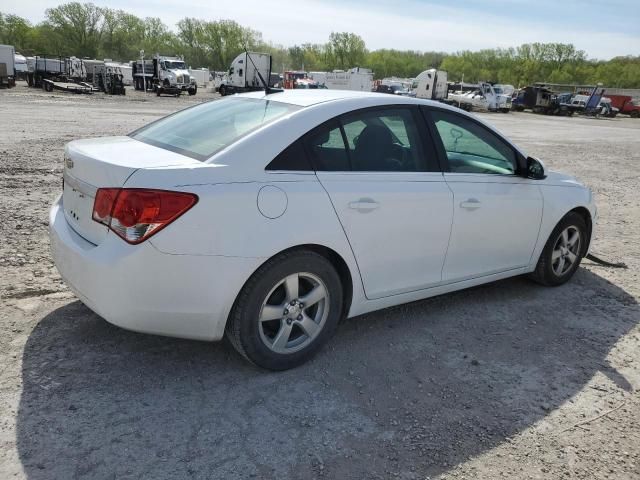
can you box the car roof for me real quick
[239,89,419,107]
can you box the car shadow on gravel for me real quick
[16,268,638,479]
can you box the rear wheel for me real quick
[219,85,226,96]
[630,111,639,118]
[226,250,343,370]
[529,212,587,286]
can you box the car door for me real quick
[311,106,454,300]
[424,107,543,282]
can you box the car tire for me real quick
[529,212,587,286]
[226,250,343,370]
[219,85,226,96]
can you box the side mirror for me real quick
[526,156,547,180]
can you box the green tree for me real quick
[327,32,366,70]
[44,2,104,57]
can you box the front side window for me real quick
[429,110,517,175]
[131,98,300,161]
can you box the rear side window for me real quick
[341,108,426,172]
[306,122,350,171]
[130,98,300,161]
[266,140,312,170]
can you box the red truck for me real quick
[606,94,640,118]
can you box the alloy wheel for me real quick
[258,272,330,354]
[551,226,581,276]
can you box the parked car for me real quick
[50,90,596,370]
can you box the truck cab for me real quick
[412,69,448,100]
[155,56,196,96]
[219,52,272,96]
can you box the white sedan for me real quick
[50,90,596,370]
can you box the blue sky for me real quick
[7,0,640,59]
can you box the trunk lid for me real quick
[62,136,200,245]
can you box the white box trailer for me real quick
[309,68,373,91]
[189,68,210,87]
[0,44,16,87]
[106,62,132,86]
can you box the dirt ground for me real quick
[0,82,638,480]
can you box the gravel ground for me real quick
[0,82,638,480]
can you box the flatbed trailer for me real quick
[41,78,97,93]
[28,55,97,94]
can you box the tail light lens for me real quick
[92,188,198,244]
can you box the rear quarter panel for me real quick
[123,166,366,316]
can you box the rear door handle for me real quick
[349,198,380,212]
[460,198,481,210]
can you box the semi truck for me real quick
[0,44,16,88]
[132,55,197,96]
[412,69,448,100]
[447,82,512,112]
[218,52,272,96]
[308,68,373,91]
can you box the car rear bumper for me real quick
[49,194,261,341]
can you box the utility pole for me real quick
[140,50,146,93]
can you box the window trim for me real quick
[420,106,526,176]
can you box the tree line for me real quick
[1,2,639,87]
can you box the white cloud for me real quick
[5,0,640,59]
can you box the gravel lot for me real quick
[0,82,638,480]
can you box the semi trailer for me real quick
[0,44,16,88]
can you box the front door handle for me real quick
[349,198,380,213]
[460,198,481,210]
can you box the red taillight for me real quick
[92,188,198,244]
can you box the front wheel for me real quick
[226,250,343,370]
[529,212,587,286]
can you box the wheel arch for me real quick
[568,206,593,255]
[228,243,355,327]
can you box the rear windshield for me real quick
[130,98,300,161]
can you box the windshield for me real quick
[130,98,301,161]
[165,61,186,70]
[493,87,503,94]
